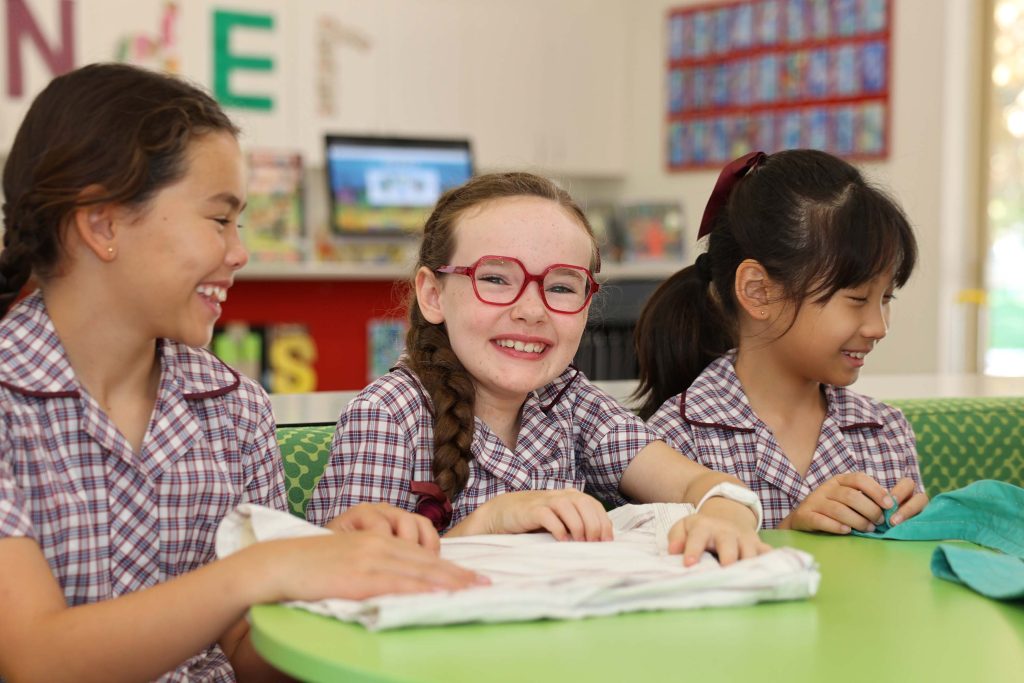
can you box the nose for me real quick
[862,300,889,341]
[510,280,547,322]
[225,224,249,271]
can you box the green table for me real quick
[249,531,1024,682]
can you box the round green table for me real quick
[249,531,1024,682]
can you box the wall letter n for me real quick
[5,0,74,97]
[212,9,274,111]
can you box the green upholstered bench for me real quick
[277,396,1024,519]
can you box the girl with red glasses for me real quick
[308,172,770,566]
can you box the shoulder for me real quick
[543,369,642,422]
[827,384,909,433]
[161,340,271,421]
[343,368,430,427]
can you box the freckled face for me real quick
[432,196,595,404]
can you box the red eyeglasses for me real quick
[436,255,600,314]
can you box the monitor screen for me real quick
[325,135,474,236]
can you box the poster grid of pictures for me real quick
[667,0,891,170]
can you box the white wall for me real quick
[619,0,983,375]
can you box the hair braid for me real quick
[405,307,476,500]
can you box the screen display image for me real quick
[326,136,474,235]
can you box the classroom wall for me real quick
[619,0,985,375]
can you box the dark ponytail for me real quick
[633,257,733,420]
[0,62,238,316]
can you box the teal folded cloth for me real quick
[853,479,1024,556]
[849,480,1024,601]
[932,544,1024,600]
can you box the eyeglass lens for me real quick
[473,257,591,312]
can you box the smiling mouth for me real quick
[495,339,547,354]
[196,284,227,303]
[842,351,867,360]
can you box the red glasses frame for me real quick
[436,255,600,314]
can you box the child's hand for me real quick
[455,490,614,541]
[888,477,929,525]
[326,503,441,553]
[666,512,772,567]
[255,532,486,603]
[779,472,893,534]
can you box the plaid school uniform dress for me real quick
[306,364,655,531]
[647,354,923,530]
[0,292,286,682]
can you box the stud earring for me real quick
[760,310,767,318]
[106,246,116,259]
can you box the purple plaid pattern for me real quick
[307,365,654,530]
[0,292,286,682]
[647,354,923,530]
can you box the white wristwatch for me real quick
[696,482,764,531]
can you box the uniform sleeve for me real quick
[0,410,35,541]
[886,406,924,494]
[305,397,417,526]
[239,383,288,512]
[573,382,655,506]
[646,394,697,458]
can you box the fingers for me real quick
[890,491,929,525]
[679,521,711,567]
[889,478,917,506]
[825,488,882,531]
[835,472,895,511]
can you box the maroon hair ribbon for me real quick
[696,151,766,239]
[410,481,453,532]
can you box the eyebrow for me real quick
[206,192,247,212]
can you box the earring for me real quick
[106,246,116,260]
[760,310,767,318]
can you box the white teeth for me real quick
[844,351,866,359]
[196,284,227,303]
[496,339,546,353]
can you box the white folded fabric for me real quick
[216,503,819,631]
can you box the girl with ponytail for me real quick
[635,149,929,532]
[0,63,478,682]
[308,172,770,566]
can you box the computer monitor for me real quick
[325,135,474,236]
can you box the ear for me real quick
[69,186,119,262]
[415,266,446,324]
[733,258,775,320]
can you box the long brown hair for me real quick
[0,62,238,316]
[634,149,918,419]
[407,172,598,500]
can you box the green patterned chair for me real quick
[890,396,1024,495]
[277,425,335,517]
[276,397,1024,518]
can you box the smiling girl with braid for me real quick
[307,172,770,566]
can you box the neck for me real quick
[733,342,825,422]
[473,386,528,449]
[42,282,160,406]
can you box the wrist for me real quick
[696,482,763,531]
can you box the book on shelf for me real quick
[242,150,305,262]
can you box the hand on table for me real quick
[779,472,896,534]
[326,502,440,553]
[456,489,614,541]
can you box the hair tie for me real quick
[697,151,766,239]
[694,253,712,283]
[410,481,453,531]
